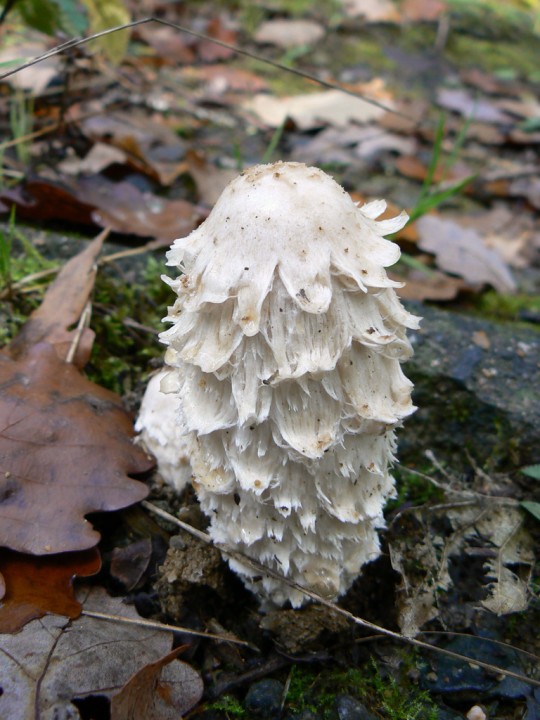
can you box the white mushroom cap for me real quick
[137,162,420,607]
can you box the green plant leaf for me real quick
[522,500,540,522]
[0,59,30,70]
[408,174,476,223]
[16,0,88,36]
[80,0,131,64]
[521,464,540,480]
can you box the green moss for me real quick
[86,255,172,394]
[446,34,540,79]
[332,35,398,73]
[206,694,246,717]
[283,657,438,719]
[386,464,445,513]
[285,667,320,715]
[472,290,540,324]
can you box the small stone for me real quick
[335,694,377,720]
[466,705,487,720]
[245,679,284,717]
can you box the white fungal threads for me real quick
[137,162,420,607]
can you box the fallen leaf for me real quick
[395,154,471,184]
[460,68,523,96]
[464,121,505,145]
[7,230,107,367]
[136,23,196,65]
[0,176,203,244]
[182,65,269,94]
[111,538,152,591]
[185,151,238,206]
[0,343,151,555]
[392,269,465,301]
[80,112,188,186]
[448,506,535,616]
[390,503,535,635]
[243,88,387,129]
[0,587,203,719]
[110,645,203,720]
[197,16,237,63]
[254,19,325,48]
[497,97,540,120]
[508,176,540,210]
[81,176,204,244]
[416,215,516,292]
[0,35,59,93]
[389,514,452,638]
[0,548,101,633]
[339,0,400,21]
[401,0,447,21]
[292,125,416,164]
[58,142,129,176]
[437,88,514,125]
[457,206,534,268]
[81,0,131,64]
[0,178,96,225]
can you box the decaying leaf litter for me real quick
[1,0,540,718]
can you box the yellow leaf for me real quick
[80,0,131,64]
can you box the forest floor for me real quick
[0,1,539,719]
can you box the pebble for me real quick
[334,694,377,720]
[466,706,486,720]
[245,679,284,717]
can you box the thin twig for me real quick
[141,501,540,689]
[0,17,413,121]
[65,300,92,364]
[81,609,255,649]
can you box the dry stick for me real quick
[81,609,254,649]
[65,300,92,364]
[0,17,413,121]
[142,501,540,689]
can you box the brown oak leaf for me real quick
[110,645,204,720]
[0,342,151,555]
[0,547,101,633]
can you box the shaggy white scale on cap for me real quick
[137,161,420,607]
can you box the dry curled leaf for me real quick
[416,215,516,293]
[0,587,203,719]
[0,176,203,245]
[390,502,535,635]
[0,548,101,633]
[243,88,387,129]
[110,645,204,720]
[80,112,188,186]
[7,230,107,367]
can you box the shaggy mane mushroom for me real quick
[136,161,420,608]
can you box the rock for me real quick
[334,694,377,720]
[284,711,323,720]
[402,303,540,477]
[437,708,465,720]
[420,635,530,701]
[245,679,284,717]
